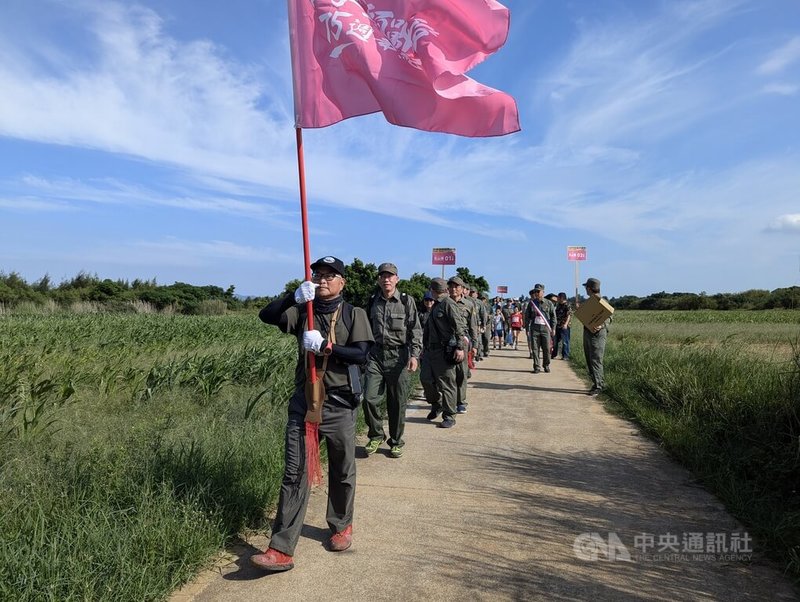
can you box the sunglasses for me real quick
[311,272,341,281]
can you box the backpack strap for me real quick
[306,304,340,378]
[339,301,354,336]
[400,292,415,327]
[366,292,379,321]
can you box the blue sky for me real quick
[1,0,798,299]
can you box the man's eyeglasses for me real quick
[312,272,341,281]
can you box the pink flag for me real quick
[287,0,520,137]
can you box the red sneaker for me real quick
[328,525,353,552]
[250,547,294,571]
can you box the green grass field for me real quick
[571,309,800,581]
[0,312,296,601]
[610,309,800,359]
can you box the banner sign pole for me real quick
[567,246,587,306]
[432,247,456,280]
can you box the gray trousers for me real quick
[419,348,458,419]
[362,347,410,447]
[583,326,608,389]
[269,393,357,556]
[482,328,491,356]
[530,326,551,370]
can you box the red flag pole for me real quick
[296,128,314,343]
[295,126,323,487]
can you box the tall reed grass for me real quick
[0,312,297,601]
[571,311,800,581]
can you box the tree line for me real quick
[0,262,489,314]
[607,287,800,310]
[3,268,796,313]
[0,271,241,313]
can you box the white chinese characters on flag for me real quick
[288,0,520,137]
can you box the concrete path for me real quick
[172,343,797,602]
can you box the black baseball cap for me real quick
[310,256,346,276]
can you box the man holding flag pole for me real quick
[256,257,373,570]
[252,0,519,572]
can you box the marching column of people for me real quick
[252,257,607,571]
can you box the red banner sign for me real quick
[567,246,587,261]
[496,285,508,294]
[432,247,456,265]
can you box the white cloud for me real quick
[63,237,298,269]
[132,238,288,261]
[0,197,75,211]
[761,83,799,96]
[1,0,796,260]
[757,37,800,75]
[0,2,297,186]
[5,174,296,224]
[766,214,800,233]
[536,1,748,152]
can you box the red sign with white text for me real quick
[496,285,508,294]
[567,246,587,261]
[432,247,456,265]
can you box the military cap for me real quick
[377,262,398,276]
[533,283,545,291]
[310,256,346,276]
[430,277,448,293]
[447,276,465,287]
[583,277,601,292]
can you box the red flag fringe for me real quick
[305,421,323,487]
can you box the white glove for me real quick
[302,330,325,354]
[294,280,318,304]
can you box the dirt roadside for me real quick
[171,343,798,601]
